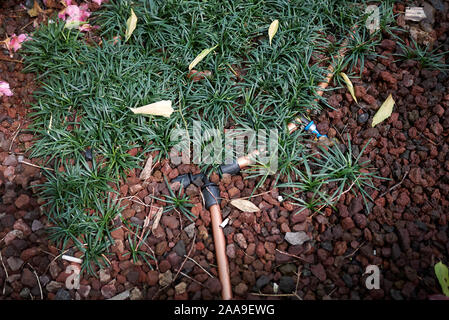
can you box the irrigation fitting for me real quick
[201,180,232,300]
[288,116,328,140]
[217,159,241,176]
[173,172,233,300]
[171,173,206,188]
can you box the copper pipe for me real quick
[236,149,260,168]
[209,204,232,300]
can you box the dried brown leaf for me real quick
[230,199,260,212]
[139,155,153,180]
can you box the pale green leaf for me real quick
[268,19,279,45]
[372,94,395,127]
[230,199,260,212]
[435,262,449,297]
[129,100,173,118]
[65,20,83,30]
[125,8,137,42]
[340,72,357,103]
[188,45,218,71]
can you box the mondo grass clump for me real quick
[21,0,393,273]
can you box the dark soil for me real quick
[1,1,448,300]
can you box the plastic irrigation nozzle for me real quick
[201,181,232,300]
[287,116,328,140]
[304,120,328,139]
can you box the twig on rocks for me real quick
[0,57,23,63]
[173,232,197,282]
[379,170,409,198]
[239,190,272,200]
[9,122,21,151]
[20,20,34,31]
[151,284,170,300]
[27,263,43,300]
[183,255,215,279]
[178,271,207,288]
[101,254,111,266]
[38,249,56,258]
[310,177,360,219]
[137,186,155,249]
[18,159,54,171]
[251,268,303,300]
[275,249,309,263]
[344,241,366,260]
[418,132,438,146]
[45,248,70,274]
[0,251,9,295]
[295,266,302,293]
[118,195,152,208]
[325,287,338,299]
[332,123,349,145]
[174,208,183,232]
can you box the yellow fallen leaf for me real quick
[28,1,44,17]
[340,72,357,103]
[372,94,395,127]
[125,8,137,42]
[129,100,173,117]
[268,19,279,46]
[230,199,260,213]
[188,45,218,71]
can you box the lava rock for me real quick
[173,240,186,257]
[31,220,44,232]
[7,257,24,272]
[234,233,248,249]
[284,232,310,245]
[279,276,295,293]
[256,275,270,289]
[311,264,327,281]
[20,287,31,299]
[21,268,37,287]
[234,283,248,296]
[184,223,195,238]
[161,216,179,229]
[226,244,236,259]
[358,113,369,124]
[205,278,222,294]
[55,288,71,300]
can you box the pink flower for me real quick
[0,81,13,97]
[9,34,31,52]
[2,33,31,57]
[59,3,90,24]
[92,0,103,5]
